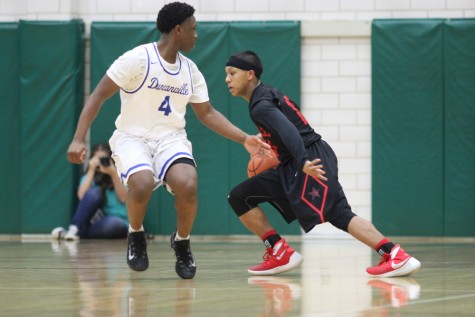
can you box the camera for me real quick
[100,157,111,166]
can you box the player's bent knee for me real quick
[128,171,155,193]
[329,212,357,232]
[227,185,253,217]
[172,178,197,197]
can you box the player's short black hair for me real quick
[156,2,195,33]
[226,50,263,79]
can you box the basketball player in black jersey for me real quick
[225,50,421,277]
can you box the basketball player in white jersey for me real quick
[66,2,269,279]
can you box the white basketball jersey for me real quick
[106,43,209,139]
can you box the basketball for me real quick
[247,152,280,177]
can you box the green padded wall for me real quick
[17,20,85,233]
[0,23,21,234]
[372,19,445,236]
[90,21,301,235]
[443,19,475,236]
[0,21,84,234]
[372,19,475,237]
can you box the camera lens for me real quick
[100,157,110,166]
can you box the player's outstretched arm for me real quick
[191,101,247,142]
[190,102,270,155]
[67,75,119,164]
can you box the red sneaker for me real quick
[366,244,421,278]
[248,239,303,276]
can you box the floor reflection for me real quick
[248,276,302,317]
[48,238,423,317]
[368,277,421,308]
[1,237,472,317]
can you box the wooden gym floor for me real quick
[0,236,474,317]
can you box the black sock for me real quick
[262,230,281,249]
[378,242,395,256]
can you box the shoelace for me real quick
[262,248,274,262]
[378,253,391,265]
[174,242,193,264]
[131,240,147,258]
[262,242,290,262]
[177,251,193,264]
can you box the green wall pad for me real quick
[372,19,475,237]
[0,23,21,233]
[443,20,475,236]
[17,20,85,233]
[90,21,301,235]
[0,21,85,234]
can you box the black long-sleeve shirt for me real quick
[249,83,321,171]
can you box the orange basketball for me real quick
[247,152,280,177]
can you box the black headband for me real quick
[226,56,262,78]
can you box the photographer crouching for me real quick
[51,143,129,240]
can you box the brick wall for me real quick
[2,0,474,22]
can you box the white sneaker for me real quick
[51,227,65,240]
[65,225,79,241]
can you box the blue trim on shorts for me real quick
[158,152,193,180]
[120,163,152,182]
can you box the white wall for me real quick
[1,0,472,236]
[1,1,474,26]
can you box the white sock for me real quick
[129,225,144,233]
[175,232,190,241]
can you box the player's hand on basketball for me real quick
[303,159,327,181]
[67,140,87,164]
[243,134,272,157]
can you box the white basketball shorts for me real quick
[109,129,195,190]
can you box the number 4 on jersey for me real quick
[158,96,172,116]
